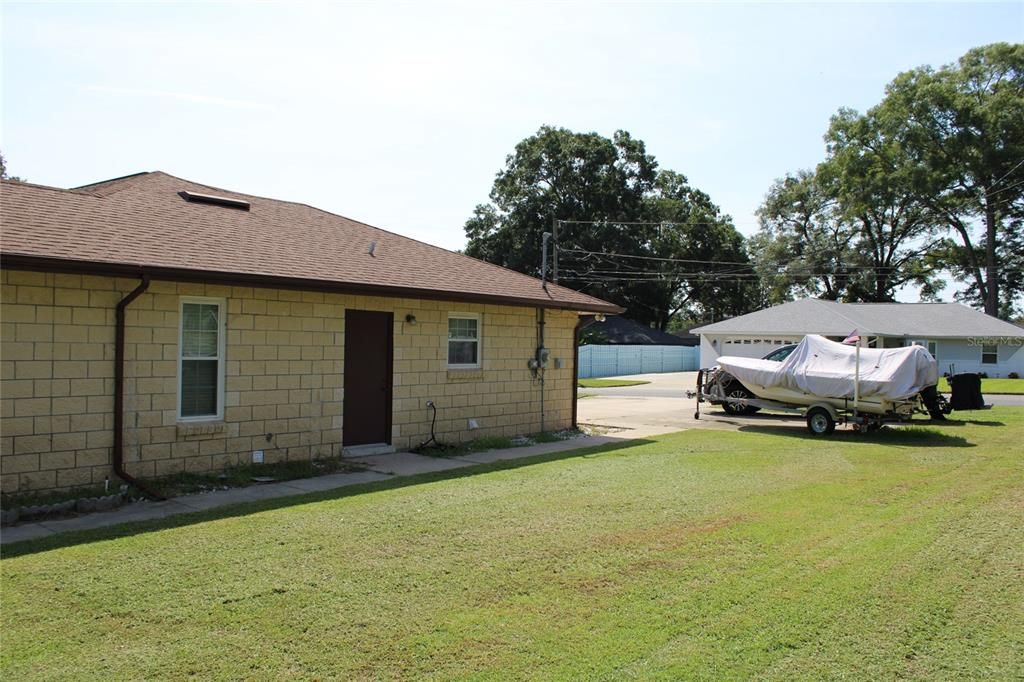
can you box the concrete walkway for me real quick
[1,434,631,546]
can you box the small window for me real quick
[448,314,481,368]
[909,339,937,358]
[927,341,937,358]
[179,298,225,420]
[981,344,997,365]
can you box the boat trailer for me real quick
[692,367,923,435]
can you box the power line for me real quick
[986,178,1024,198]
[558,264,1024,279]
[559,247,753,266]
[988,158,1024,191]
[556,219,745,227]
[558,249,970,272]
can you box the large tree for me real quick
[465,126,755,328]
[819,108,942,302]
[879,43,1024,317]
[750,169,860,303]
[749,109,941,306]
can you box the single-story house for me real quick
[579,315,696,346]
[691,298,1024,376]
[576,315,699,378]
[0,172,621,494]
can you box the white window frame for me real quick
[177,297,226,421]
[981,343,998,365]
[909,339,937,358]
[447,313,482,369]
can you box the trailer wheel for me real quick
[806,407,835,435]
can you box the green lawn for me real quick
[3,411,1023,679]
[938,376,1024,394]
[577,378,651,388]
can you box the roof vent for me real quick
[179,190,250,211]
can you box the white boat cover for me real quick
[716,334,938,401]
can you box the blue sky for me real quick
[2,2,1021,284]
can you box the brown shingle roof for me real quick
[0,172,622,313]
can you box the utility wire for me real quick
[988,159,1024,191]
[556,219,745,227]
[559,247,753,266]
[558,249,974,272]
[986,178,1024,198]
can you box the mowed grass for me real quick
[577,378,651,388]
[938,376,1024,394]
[3,411,1023,679]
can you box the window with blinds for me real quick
[447,314,481,369]
[179,299,224,419]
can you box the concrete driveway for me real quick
[576,371,1021,438]
[577,371,766,437]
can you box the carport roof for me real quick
[690,299,1024,339]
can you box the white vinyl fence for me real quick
[578,344,699,379]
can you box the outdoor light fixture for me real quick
[405,314,417,325]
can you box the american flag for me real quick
[843,330,860,344]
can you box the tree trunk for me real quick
[948,217,988,309]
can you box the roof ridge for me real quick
[808,299,873,332]
[844,301,951,306]
[0,178,103,197]
[72,171,155,194]
[150,171,588,304]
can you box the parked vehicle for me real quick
[704,344,797,415]
[697,335,954,434]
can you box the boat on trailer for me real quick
[695,334,947,434]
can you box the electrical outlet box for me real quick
[252,450,264,464]
[553,357,563,369]
[468,418,479,430]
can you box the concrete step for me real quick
[342,443,396,458]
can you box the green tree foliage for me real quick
[750,170,860,303]
[750,117,940,306]
[750,43,1022,316]
[819,108,941,302]
[0,151,25,181]
[875,42,1024,317]
[465,126,756,328]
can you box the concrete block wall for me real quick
[1,269,577,493]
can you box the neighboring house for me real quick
[579,315,695,346]
[0,172,620,493]
[691,299,1024,376]
[576,316,699,378]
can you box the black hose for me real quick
[413,402,441,451]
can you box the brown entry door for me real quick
[343,310,393,446]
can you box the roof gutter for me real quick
[1,254,625,315]
[114,274,164,500]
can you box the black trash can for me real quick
[949,373,985,410]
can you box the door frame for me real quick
[342,309,394,446]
